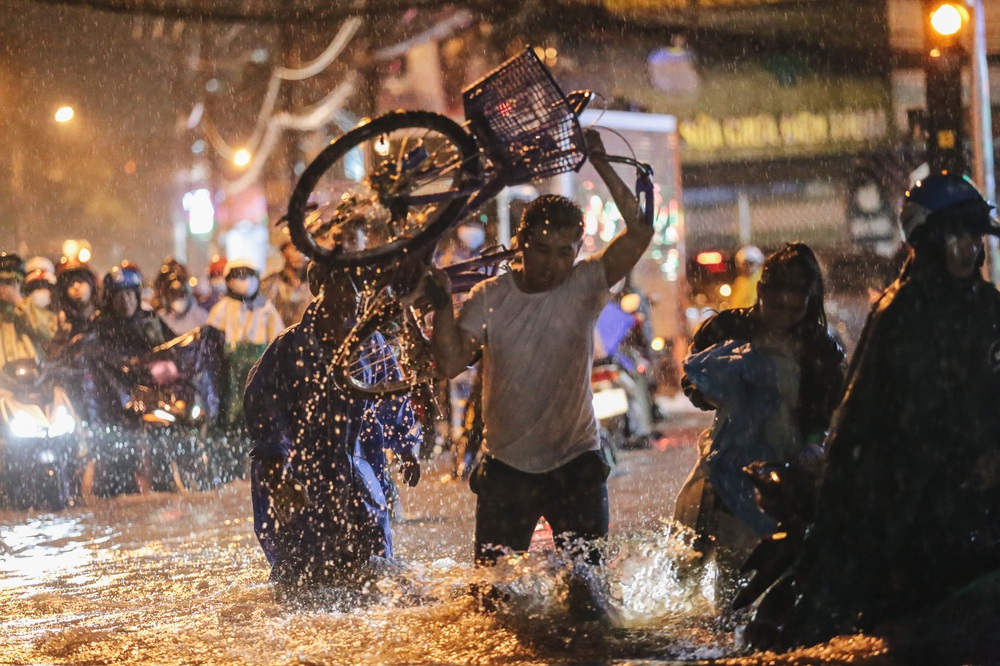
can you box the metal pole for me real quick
[968,0,999,282]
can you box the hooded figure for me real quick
[749,173,1000,652]
[84,263,172,495]
[246,268,420,587]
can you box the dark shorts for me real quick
[469,450,610,565]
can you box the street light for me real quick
[233,148,251,168]
[54,106,74,123]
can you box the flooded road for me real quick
[1,420,892,665]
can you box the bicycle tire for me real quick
[334,298,433,397]
[287,111,483,269]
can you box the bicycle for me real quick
[284,47,653,399]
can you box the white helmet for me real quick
[735,245,764,268]
[26,256,56,276]
[223,258,259,279]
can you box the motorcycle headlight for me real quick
[152,409,176,423]
[9,410,46,439]
[48,405,77,438]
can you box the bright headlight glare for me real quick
[152,409,176,423]
[48,405,76,437]
[9,411,44,439]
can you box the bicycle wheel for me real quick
[335,298,434,397]
[287,111,482,269]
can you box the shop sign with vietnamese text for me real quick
[678,108,889,160]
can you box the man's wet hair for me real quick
[518,194,585,240]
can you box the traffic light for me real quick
[924,1,970,172]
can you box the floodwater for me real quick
[1,432,892,665]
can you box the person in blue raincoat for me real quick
[673,243,845,604]
[360,394,422,520]
[245,265,420,586]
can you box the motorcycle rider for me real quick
[22,257,58,347]
[748,173,1000,653]
[52,256,99,355]
[155,260,208,337]
[206,259,283,478]
[0,253,47,367]
[86,263,173,495]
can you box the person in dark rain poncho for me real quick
[748,172,1000,650]
[245,265,420,586]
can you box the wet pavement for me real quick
[0,409,896,665]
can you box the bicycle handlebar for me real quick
[602,155,656,227]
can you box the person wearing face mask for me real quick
[22,255,57,335]
[155,263,208,338]
[745,173,1000,653]
[207,259,284,459]
[260,233,312,326]
[0,253,46,368]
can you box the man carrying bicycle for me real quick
[428,129,654,607]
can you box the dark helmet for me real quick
[0,252,26,283]
[901,172,999,243]
[155,258,190,298]
[55,256,98,295]
[160,272,191,301]
[103,263,143,294]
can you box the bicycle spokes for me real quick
[287,111,481,267]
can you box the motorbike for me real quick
[0,358,88,511]
[592,301,657,460]
[123,325,225,492]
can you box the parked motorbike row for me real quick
[0,326,235,512]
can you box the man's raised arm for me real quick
[587,129,655,286]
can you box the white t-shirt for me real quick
[457,255,612,473]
